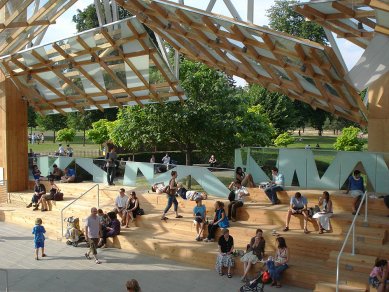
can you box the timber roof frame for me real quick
[295,0,389,49]
[0,0,77,56]
[0,17,186,115]
[117,0,367,125]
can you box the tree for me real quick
[334,126,364,151]
[27,106,37,134]
[110,60,274,165]
[245,84,297,134]
[56,128,76,143]
[86,119,112,146]
[67,112,94,146]
[266,0,328,45]
[36,114,67,143]
[274,132,295,147]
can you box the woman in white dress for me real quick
[313,191,333,234]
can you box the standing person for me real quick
[209,154,217,168]
[84,207,102,264]
[313,191,333,234]
[264,167,284,205]
[57,144,65,156]
[240,229,266,281]
[114,188,129,226]
[162,153,171,165]
[215,228,234,278]
[41,132,44,144]
[66,144,74,157]
[150,154,156,163]
[26,179,46,210]
[106,148,118,186]
[193,197,206,241]
[31,133,35,144]
[204,201,229,242]
[267,236,289,288]
[161,171,182,220]
[32,218,46,260]
[228,180,249,222]
[345,170,365,215]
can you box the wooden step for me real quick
[314,281,367,292]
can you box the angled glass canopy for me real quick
[117,0,367,125]
[295,0,389,49]
[0,17,186,115]
[0,0,76,55]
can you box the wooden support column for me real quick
[0,71,28,192]
[368,71,389,153]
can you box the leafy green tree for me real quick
[86,119,112,145]
[36,114,67,143]
[274,132,295,147]
[56,128,76,143]
[334,126,364,151]
[27,106,37,134]
[67,112,94,146]
[266,0,328,45]
[245,84,297,134]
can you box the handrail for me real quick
[60,184,99,237]
[0,268,9,292]
[336,191,368,292]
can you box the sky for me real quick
[42,0,364,86]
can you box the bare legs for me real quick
[195,222,204,240]
[284,210,309,233]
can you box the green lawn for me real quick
[288,135,338,149]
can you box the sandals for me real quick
[283,227,289,232]
[84,253,91,260]
[95,259,101,264]
[227,273,232,278]
[319,229,324,234]
[42,254,47,257]
[304,229,309,234]
[161,216,168,221]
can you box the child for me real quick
[369,259,388,292]
[32,218,46,260]
[193,197,206,241]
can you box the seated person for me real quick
[204,201,229,242]
[61,167,76,183]
[40,179,60,211]
[114,188,129,226]
[312,191,333,234]
[48,164,64,180]
[264,167,284,205]
[209,154,217,168]
[345,170,365,215]
[98,211,120,248]
[369,259,388,292]
[215,228,234,278]
[125,191,140,227]
[26,179,46,210]
[227,180,249,222]
[283,192,309,234]
[97,209,110,228]
[229,167,255,188]
[193,197,206,241]
[240,229,266,282]
[266,236,289,288]
[32,165,42,180]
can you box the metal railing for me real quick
[336,191,368,292]
[60,184,99,237]
[0,268,9,292]
[0,180,8,204]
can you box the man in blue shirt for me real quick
[283,192,309,234]
[61,167,76,183]
[264,167,284,204]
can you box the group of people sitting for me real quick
[113,188,141,228]
[26,178,63,211]
[32,164,76,183]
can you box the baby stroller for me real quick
[239,270,271,292]
[64,216,85,247]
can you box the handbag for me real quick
[137,208,145,215]
[262,271,271,283]
[228,190,236,202]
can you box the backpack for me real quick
[228,190,236,202]
[54,192,64,201]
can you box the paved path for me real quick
[0,222,309,292]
